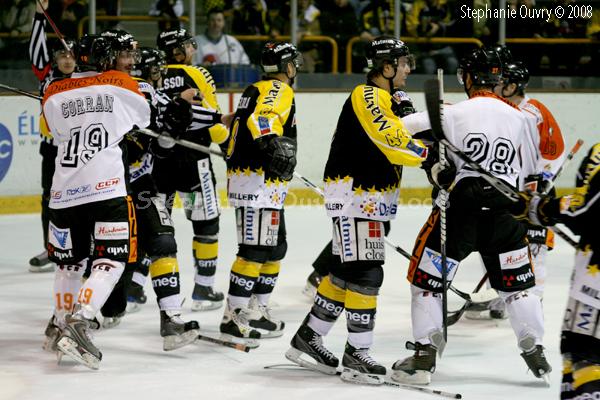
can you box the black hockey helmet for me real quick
[260,42,303,74]
[131,47,167,81]
[156,28,197,63]
[50,37,76,59]
[100,29,140,64]
[366,36,414,72]
[502,61,529,93]
[457,47,503,87]
[487,44,513,65]
[76,34,118,72]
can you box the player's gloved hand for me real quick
[258,136,297,181]
[431,160,456,190]
[162,97,193,137]
[391,90,416,118]
[509,191,534,221]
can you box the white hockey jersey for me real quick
[43,70,151,209]
[403,92,538,188]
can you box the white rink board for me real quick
[0,92,597,196]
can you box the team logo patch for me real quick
[424,248,458,276]
[258,116,271,135]
[406,141,427,157]
[48,222,72,250]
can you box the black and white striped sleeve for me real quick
[155,89,222,131]
[29,12,50,82]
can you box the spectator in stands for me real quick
[46,0,88,39]
[149,0,184,31]
[359,0,394,41]
[97,0,122,30]
[232,0,270,63]
[320,0,358,73]
[0,0,35,57]
[405,0,458,74]
[193,7,250,65]
[451,0,493,43]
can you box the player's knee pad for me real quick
[54,260,87,322]
[192,218,219,236]
[149,257,181,310]
[499,289,544,349]
[410,285,443,345]
[146,234,177,258]
[78,259,125,319]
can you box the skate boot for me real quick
[28,250,54,272]
[42,316,62,352]
[160,310,200,351]
[391,341,437,385]
[248,296,285,338]
[126,282,147,313]
[302,271,322,299]
[57,312,102,369]
[220,306,261,341]
[102,311,125,329]
[285,321,338,375]
[521,344,552,385]
[340,342,386,385]
[191,284,224,311]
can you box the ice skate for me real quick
[340,343,386,385]
[160,310,200,351]
[191,284,224,311]
[102,311,125,329]
[248,296,285,338]
[220,305,261,348]
[520,344,552,385]
[126,282,147,313]
[302,271,322,299]
[42,316,61,352]
[28,250,54,272]
[56,312,102,370]
[391,341,437,385]
[285,322,338,375]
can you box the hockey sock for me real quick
[308,275,345,336]
[573,362,600,398]
[345,283,378,349]
[561,355,575,400]
[76,258,125,320]
[227,257,261,309]
[193,235,218,287]
[150,257,182,311]
[253,261,280,306]
[410,285,443,345]
[132,254,151,288]
[530,244,548,298]
[500,289,545,348]
[53,259,87,326]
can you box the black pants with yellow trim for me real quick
[561,331,600,399]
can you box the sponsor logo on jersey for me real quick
[256,275,277,287]
[0,123,13,183]
[66,184,91,196]
[346,310,372,325]
[51,190,62,199]
[95,177,120,190]
[230,273,255,292]
[153,276,178,288]
[229,192,260,202]
[258,116,270,135]
[314,293,344,316]
[106,244,128,257]
[499,247,529,270]
[163,76,185,90]
[243,207,257,244]
[357,221,384,261]
[92,262,117,272]
[51,249,74,261]
[95,222,129,240]
[581,285,600,301]
[48,223,72,250]
[259,210,279,246]
[425,248,458,276]
[339,217,356,261]
[406,141,427,157]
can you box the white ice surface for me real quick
[0,205,573,400]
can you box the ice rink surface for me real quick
[0,205,574,400]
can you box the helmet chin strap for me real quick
[382,63,398,94]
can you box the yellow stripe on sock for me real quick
[345,289,377,310]
[150,257,179,278]
[573,365,600,389]
[193,240,218,259]
[317,276,346,303]
[563,358,573,375]
[260,261,281,275]
[231,257,261,278]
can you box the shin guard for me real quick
[254,261,280,306]
[193,235,218,287]
[150,257,182,311]
[308,275,345,336]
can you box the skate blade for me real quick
[29,264,55,273]
[301,285,317,300]
[284,347,338,375]
[541,373,550,387]
[126,302,142,314]
[219,334,260,349]
[340,367,385,385]
[102,317,122,329]
[254,328,284,339]
[163,329,200,351]
[390,369,431,385]
[191,300,223,312]
[57,337,100,370]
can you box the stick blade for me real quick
[424,79,444,141]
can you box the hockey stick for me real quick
[34,0,73,54]
[436,69,449,342]
[0,83,42,100]
[196,334,254,352]
[264,363,462,399]
[447,273,489,326]
[540,139,584,196]
[135,128,225,157]
[293,170,497,305]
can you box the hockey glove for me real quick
[430,160,456,190]
[391,90,416,118]
[162,97,193,137]
[258,136,297,181]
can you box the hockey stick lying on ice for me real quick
[293,171,497,306]
[196,334,254,352]
[0,83,42,100]
[263,363,462,399]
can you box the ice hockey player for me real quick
[512,143,600,399]
[466,54,566,320]
[41,35,150,369]
[286,36,428,385]
[27,0,76,272]
[221,41,301,341]
[393,47,551,385]
[154,28,229,311]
